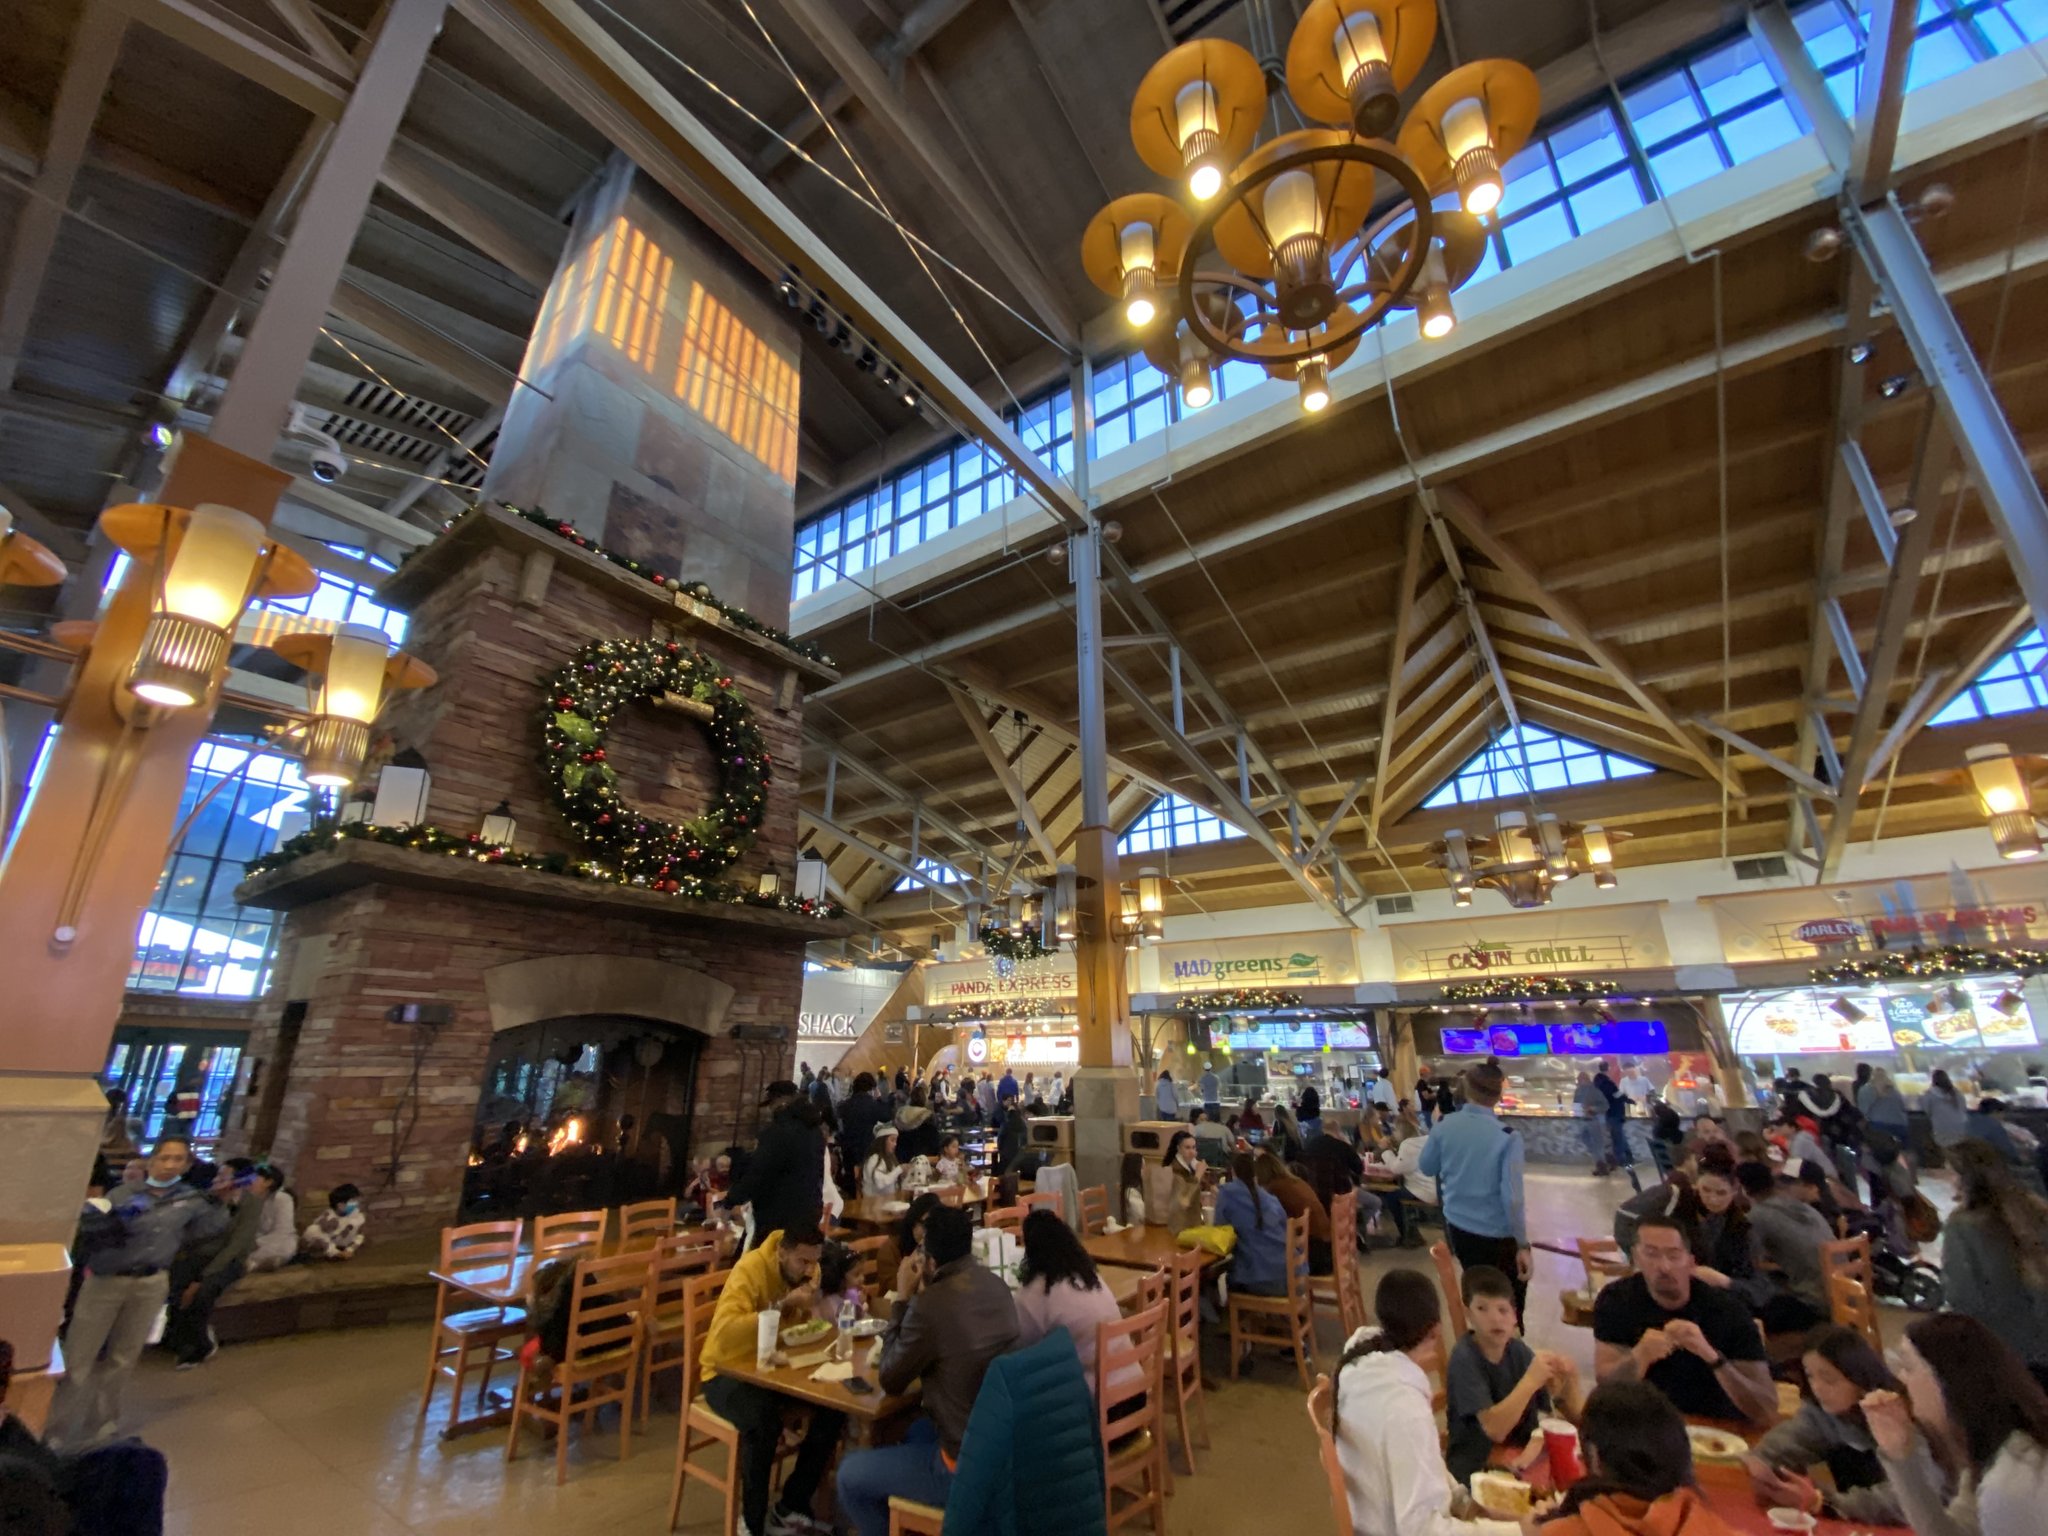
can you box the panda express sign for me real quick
[1152,930,1360,992]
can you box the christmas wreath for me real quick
[542,638,770,888]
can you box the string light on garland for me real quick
[1437,975,1621,1004]
[979,923,1054,962]
[1174,988,1303,1014]
[542,637,770,888]
[938,997,1072,1024]
[243,818,842,916]
[1810,945,2048,984]
[501,506,834,666]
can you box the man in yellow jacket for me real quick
[700,1220,841,1536]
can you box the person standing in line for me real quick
[1199,1061,1222,1122]
[1573,1070,1609,1175]
[1298,1078,1324,1140]
[51,1136,227,1450]
[1415,1064,1435,1127]
[1594,1057,1642,1193]
[975,1071,998,1122]
[1154,1068,1180,1120]
[1370,1069,1397,1112]
[996,1065,1018,1106]
[1924,1068,1970,1150]
[1860,1067,1912,1147]
[1418,1062,1532,1320]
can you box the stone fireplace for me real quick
[229,165,844,1237]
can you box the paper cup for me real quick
[1540,1416,1584,1486]
[755,1309,780,1366]
[1766,1510,1816,1533]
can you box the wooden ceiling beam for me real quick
[1367,497,1430,847]
[949,688,1060,865]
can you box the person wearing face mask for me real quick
[50,1135,229,1451]
[299,1182,367,1261]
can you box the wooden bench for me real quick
[212,1233,443,1342]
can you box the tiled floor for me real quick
[110,1170,1870,1535]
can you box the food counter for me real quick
[1497,1109,1655,1165]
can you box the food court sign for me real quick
[924,953,1078,1003]
[1151,930,1359,992]
[1389,903,1670,981]
[1706,868,2048,962]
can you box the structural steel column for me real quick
[209,0,449,454]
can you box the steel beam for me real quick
[1688,715,1837,800]
[801,736,1008,884]
[378,402,502,523]
[1748,2,1851,171]
[1367,501,1428,841]
[107,0,350,118]
[1849,0,1917,203]
[949,688,1059,865]
[798,810,973,908]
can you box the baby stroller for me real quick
[1870,1234,1945,1312]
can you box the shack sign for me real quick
[798,1012,862,1040]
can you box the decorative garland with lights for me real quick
[979,924,1054,962]
[1174,988,1304,1015]
[938,997,1071,1024]
[1810,945,2048,984]
[1437,975,1621,1004]
[505,506,834,666]
[543,638,771,888]
[243,818,842,916]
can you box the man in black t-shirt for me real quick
[1592,1212,1776,1425]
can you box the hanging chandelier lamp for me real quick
[1427,809,1629,909]
[1090,0,1537,413]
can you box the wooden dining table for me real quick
[836,1183,994,1232]
[714,1337,919,1443]
[1081,1224,1219,1273]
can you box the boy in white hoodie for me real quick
[1333,1268,1522,1536]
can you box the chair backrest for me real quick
[1578,1236,1631,1292]
[564,1250,648,1367]
[1429,1241,1468,1337]
[1019,1191,1064,1223]
[1333,1233,1367,1339]
[535,1209,606,1258]
[1135,1266,1169,1313]
[1306,1374,1354,1536]
[1096,1299,1168,1447]
[679,1268,732,1410]
[985,1205,1024,1235]
[1282,1210,1311,1305]
[649,1233,717,1320]
[1828,1271,1882,1350]
[931,1184,966,1207]
[1329,1188,1357,1260]
[441,1218,522,1278]
[1171,1248,1202,1360]
[614,1198,677,1250]
[1821,1234,1873,1289]
[1079,1184,1111,1236]
[847,1234,895,1307]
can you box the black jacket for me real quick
[995,1107,1028,1174]
[839,1090,886,1167]
[726,1103,825,1240]
[1299,1085,1322,1119]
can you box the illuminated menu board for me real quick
[1729,992,1894,1056]
[1880,985,2040,1052]
[1220,1022,1374,1051]
[1727,987,2042,1056]
[1438,1021,1672,1057]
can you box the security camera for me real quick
[286,405,346,485]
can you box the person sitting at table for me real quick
[1734,1161,1834,1335]
[1444,1264,1581,1487]
[698,1218,841,1536]
[1613,1152,1768,1311]
[1863,1311,2048,1536]
[1254,1151,1333,1274]
[1160,1131,1209,1236]
[1011,1209,1128,1400]
[1374,1107,1434,1249]
[1332,1268,1519,1536]
[684,1153,732,1217]
[1192,1108,1234,1164]
[1239,1097,1268,1135]
[1216,1153,1293,1315]
[863,1124,903,1197]
[1268,1104,1307,1165]
[1533,1380,1735,1536]
[895,1191,943,1266]
[1745,1323,1926,1527]
[1592,1211,1776,1426]
[837,1205,1020,1536]
[933,1133,965,1186]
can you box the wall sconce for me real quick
[271,624,435,788]
[1119,886,1142,949]
[1054,863,1079,943]
[101,502,314,709]
[1965,743,2041,860]
[483,800,519,848]
[1137,865,1165,940]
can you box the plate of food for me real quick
[880,1200,910,1215]
[1686,1425,1749,1462]
[780,1318,834,1349]
[846,1317,888,1339]
[1468,1472,1534,1518]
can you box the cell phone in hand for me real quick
[846,1376,875,1395]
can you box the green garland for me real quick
[543,638,771,888]
[1175,988,1303,1014]
[1437,975,1620,1004]
[979,924,1054,962]
[505,506,834,666]
[243,819,841,916]
[1811,945,2048,984]
[938,996,1070,1024]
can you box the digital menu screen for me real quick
[1439,1024,1549,1056]
[1881,985,2039,1052]
[1219,1022,1374,1051]
[1730,991,1913,1056]
[1546,1020,1670,1056]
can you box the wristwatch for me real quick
[1705,1350,1729,1369]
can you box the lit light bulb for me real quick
[1179,352,1213,409]
[1120,223,1158,327]
[1333,10,1387,85]
[1263,169,1324,247]
[1442,97,1502,216]
[1298,355,1331,413]
[1189,162,1223,201]
[1175,80,1227,201]
[1419,284,1456,339]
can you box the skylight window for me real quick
[892,855,967,893]
[1422,724,1655,809]
[1117,794,1245,855]
[1929,629,2048,724]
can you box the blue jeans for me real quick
[838,1416,954,1536]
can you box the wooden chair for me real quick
[667,1269,737,1534]
[1821,1233,1874,1293]
[534,1208,607,1260]
[1162,1248,1209,1474]
[1079,1184,1112,1236]
[1019,1190,1064,1223]
[1307,1374,1354,1536]
[640,1233,717,1424]
[1828,1271,1883,1350]
[614,1197,678,1251]
[1428,1241,1468,1338]
[1563,1236,1632,1326]
[1098,1299,1171,1535]
[847,1233,896,1309]
[418,1219,527,1425]
[930,1184,966,1207]
[1135,1266,1169,1313]
[1309,1193,1356,1330]
[984,1204,1025,1236]
[1229,1211,1317,1391]
[888,1498,944,1536]
[507,1250,647,1484]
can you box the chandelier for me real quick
[1083,0,1538,413]
[1427,811,1625,909]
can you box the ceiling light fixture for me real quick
[1965,742,2042,860]
[1426,809,1630,909]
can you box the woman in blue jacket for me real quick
[1215,1152,1292,1297]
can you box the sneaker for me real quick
[766,1508,824,1536]
[201,1333,220,1365]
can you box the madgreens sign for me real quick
[1155,930,1358,992]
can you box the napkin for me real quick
[811,1360,854,1383]
[1101,1219,1126,1234]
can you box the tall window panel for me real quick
[1117,793,1246,855]
[1929,629,2048,723]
